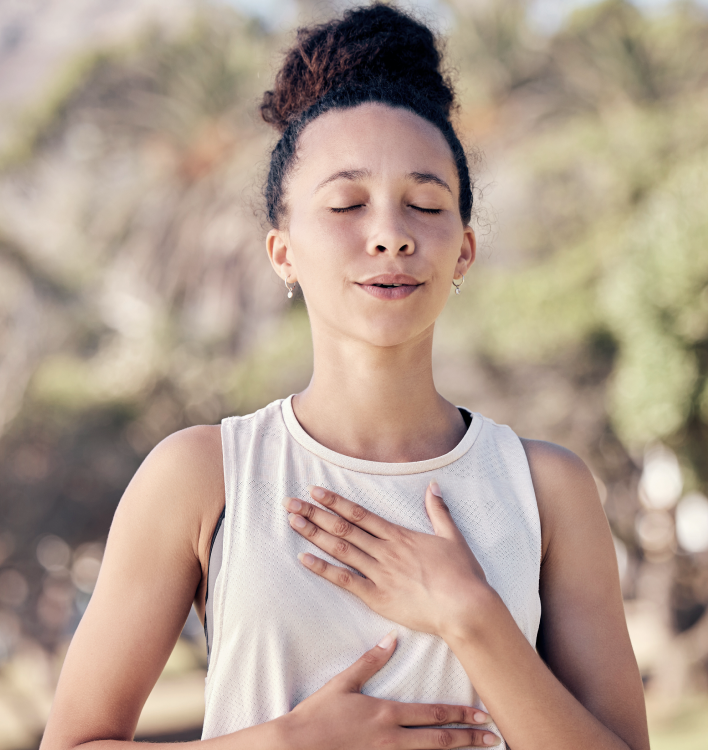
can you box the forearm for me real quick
[47,716,291,750]
[443,587,633,750]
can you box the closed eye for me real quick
[330,205,364,213]
[330,205,442,215]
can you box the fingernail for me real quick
[290,514,307,528]
[298,552,315,566]
[483,734,499,746]
[473,711,488,723]
[310,486,326,500]
[377,629,397,649]
[282,497,302,512]
[429,481,443,497]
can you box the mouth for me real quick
[356,275,423,300]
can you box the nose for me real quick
[365,206,415,257]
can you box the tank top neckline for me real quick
[280,394,484,476]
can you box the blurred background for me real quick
[0,0,707,747]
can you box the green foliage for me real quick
[446,0,708,482]
[601,152,708,445]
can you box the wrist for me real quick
[439,580,503,646]
[270,712,299,750]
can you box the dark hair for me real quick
[260,3,473,228]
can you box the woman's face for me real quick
[267,103,475,349]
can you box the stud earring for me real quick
[452,275,465,294]
[285,277,296,299]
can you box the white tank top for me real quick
[202,396,541,748]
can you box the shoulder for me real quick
[519,437,594,492]
[115,424,224,563]
[518,438,603,562]
[519,439,648,749]
[127,424,224,505]
[146,424,223,480]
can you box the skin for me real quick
[40,103,650,750]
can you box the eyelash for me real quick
[329,205,442,214]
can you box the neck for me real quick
[292,324,466,463]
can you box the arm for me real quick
[39,425,239,750]
[282,445,650,750]
[442,441,649,750]
[41,427,495,750]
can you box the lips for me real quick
[360,274,420,286]
[356,274,422,300]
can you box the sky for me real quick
[529,0,708,32]
[224,0,708,32]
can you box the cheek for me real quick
[426,222,465,269]
[290,213,361,278]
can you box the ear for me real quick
[454,225,476,280]
[266,228,297,283]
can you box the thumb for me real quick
[426,481,459,538]
[337,630,398,693]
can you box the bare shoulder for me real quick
[519,441,649,750]
[520,437,594,491]
[116,424,225,566]
[144,423,223,479]
[519,438,602,561]
[41,425,225,748]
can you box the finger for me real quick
[309,486,397,539]
[282,496,380,555]
[289,512,376,574]
[298,551,375,600]
[425,481,462,539]
[399,726,500,748]
[334,629,398,692]
[393,702,492,727]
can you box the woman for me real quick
[41,5,650,750]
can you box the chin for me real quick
[357,319,432,349]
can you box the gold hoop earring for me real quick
[285,277,296,299]
[452,276,465,295]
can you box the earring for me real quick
[285,277,295,299]
[452,275,465,294]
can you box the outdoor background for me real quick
[1,0,707,747]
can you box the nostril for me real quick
[376,245,386,252]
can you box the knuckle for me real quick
[302,503,316,520]
[360,651,380,667]
[337,570,353,586]
[375,702,396,725]
[333,519,352,537]
[306,524,319,540]
[432,705,448,723]
[321,492,336,507]
[351,504,368,522]
[334,539,350,556]
[435,729,454,748]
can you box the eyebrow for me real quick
[314,169,453,195]
[315,169,372,192]
[409,172,453,194]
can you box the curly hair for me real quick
[260,3,472,228]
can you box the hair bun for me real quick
[260,3,455,132]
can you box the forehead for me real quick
[294,103,457,191]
